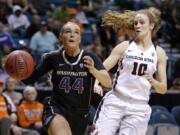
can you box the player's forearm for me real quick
[151,79,167,94]
[103,58,116,71]
[91,69,112,88]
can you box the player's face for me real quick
[60,22,81,49]
[134,13,153,39]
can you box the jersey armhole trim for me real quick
[129,39,134,45]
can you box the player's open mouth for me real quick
[69,39,75,42]
[135,30,141,33]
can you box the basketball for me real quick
[4,50,35,80]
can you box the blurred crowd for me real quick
[0,0,180,134]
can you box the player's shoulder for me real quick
[83,49,93,55]
[116,41,130,49]
[156,45,168,60]
[112,40,130,54]
[83,49,98,58]
[156,45,167,56]
[156,46,165,53]
[42,48,62,59]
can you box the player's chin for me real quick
[67,42,79,47]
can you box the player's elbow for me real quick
[104,82,112,89]
[104,77,113,88]
[100,78,112,88]
[157,86,167,94]
[160,88,167,94]
[98,70,112,88]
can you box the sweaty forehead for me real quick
[62,22,80,31]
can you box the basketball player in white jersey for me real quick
[92,7,167,135]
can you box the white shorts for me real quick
[91,91,151,135]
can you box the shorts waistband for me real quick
[113,89,148,104]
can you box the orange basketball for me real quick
[4,50,35,80]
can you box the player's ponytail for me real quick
[101,7,161,37]
[146,7,161,36]
[101,10,135,35]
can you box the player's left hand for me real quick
[94,83,103,96]
[144,71,154,84]
[83,56,95,73]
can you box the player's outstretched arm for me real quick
[103,41,129,71]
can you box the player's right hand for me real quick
[83,56,95,73]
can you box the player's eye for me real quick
[64,30,70,33]
[140,20,145,24]
[134,21,138,26]
[74,30,80,34]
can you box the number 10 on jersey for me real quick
[131,62,148,76]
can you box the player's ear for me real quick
[78,34,82,44]
[150,23,155,31]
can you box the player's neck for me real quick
[135,36,153,49]
[64,48,80,57]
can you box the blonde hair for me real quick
[60,21,80,33]
[101,7,161,37]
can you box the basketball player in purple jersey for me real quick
[23,22,112,135]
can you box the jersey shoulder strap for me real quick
[129,39,134,45]
[152,41,158,50]
[154,44,157,50]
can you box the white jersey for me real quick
[113,41,157,102]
